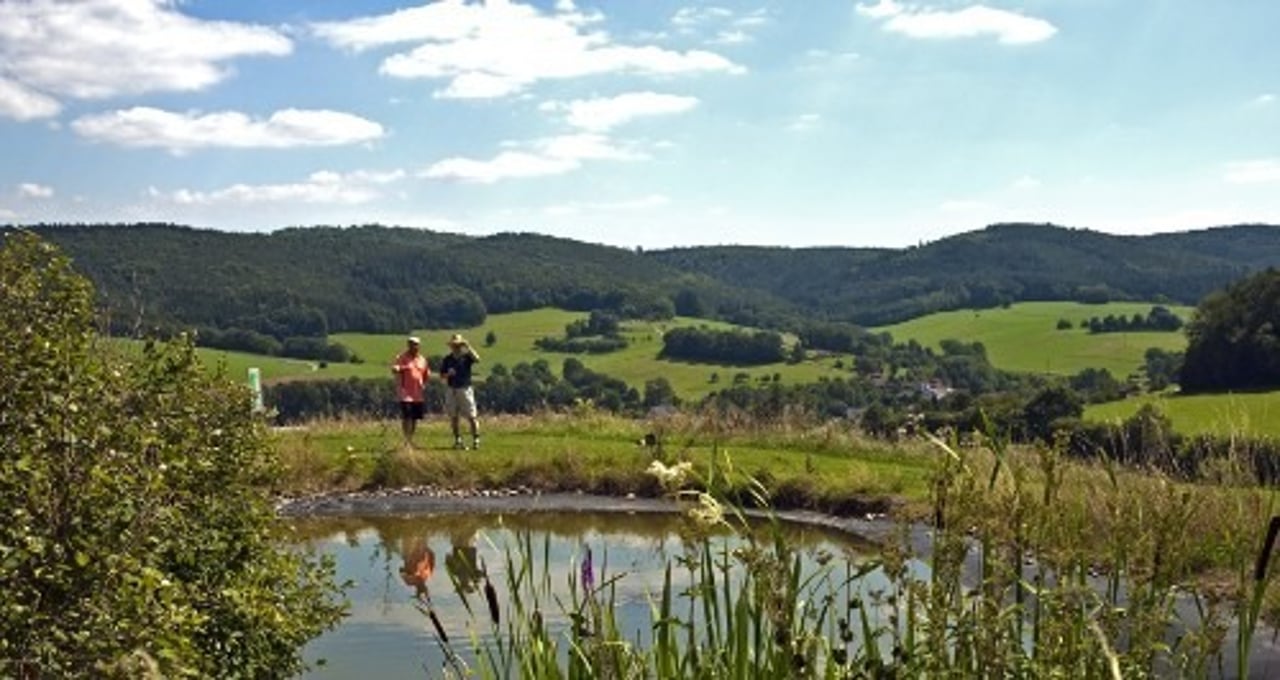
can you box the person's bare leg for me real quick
[401,418,413,446]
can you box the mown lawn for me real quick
[1085,389,1280,438]
[877,301,1192,377]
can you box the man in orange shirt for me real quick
[392,336,430,447]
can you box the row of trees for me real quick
[659,327,786,365]
[534,310,629,354]
[1077,305,1184,334]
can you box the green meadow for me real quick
[1085,390,1280,438]
[336,308,843,401]
[877,301,1193,377]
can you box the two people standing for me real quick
[392,334,481,449]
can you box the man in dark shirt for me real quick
[442,333,481,450]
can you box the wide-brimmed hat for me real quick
[407,336,421,345]
[446,333,467,347]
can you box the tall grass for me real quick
[404,426,1280,678]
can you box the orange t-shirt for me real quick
[394,352,429,402]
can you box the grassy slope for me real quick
[1085,391,1280,438]
[335,309,845,401]
[877,301,1193,376]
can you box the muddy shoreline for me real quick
[276,486,898,542]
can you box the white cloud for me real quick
[1224,159,1280,184]
[857,2,1057,45]
[855,0,903,20]
[1254,93,1276,106]
[0,77,62,121]
[422,133,645,183]
[0,208,15,220]
[18,183,54,199]
[672,6,768,45]
[150,169,404,206]
[71,107,385,152]
[542,92,699,132]
[787,113,821,132]
[1011,175,1042,190]
[672,7,735,30]
[710,30,752,45]
[313,1,742,99]
[0,0,291,120]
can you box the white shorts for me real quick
[445,386,477,419]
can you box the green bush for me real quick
[0,233,344,677]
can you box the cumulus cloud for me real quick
[856,1,1057,45]
[541,92,699,132]
[672,5,769,45]
[71,107,385,152]
[0,0,291,120]
[312,0,742,99]
[1224,159,1280,184]
[150,169,405,206]
[0,77,62,121]
[423,133,645,183]
[18,183,55,199]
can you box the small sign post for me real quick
[248,367,264,412]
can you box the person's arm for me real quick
[391,354,403,374]
[468,346,480,362]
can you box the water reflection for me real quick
[293,511,876,678]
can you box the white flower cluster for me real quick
[647,460,693,490]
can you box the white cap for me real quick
[407,336,421,344]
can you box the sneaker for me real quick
[472,437,481,450]
[453,438,465,450]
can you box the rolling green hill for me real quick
[1085,391,1280,438]
[336,309,844,400]
[876,301,1192,377]
[16,222,1280,337]
[109,309,851,401]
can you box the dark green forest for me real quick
[13,221,1280,338]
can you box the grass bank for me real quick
[274,412,936,516]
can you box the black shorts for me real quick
[400,401,425,421]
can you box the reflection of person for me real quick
[399,538,435,599]
[446,543,483,595]
[391,336,430,447]
[442,334,480,450]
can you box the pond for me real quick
[291,505,884,678]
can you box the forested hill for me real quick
[651,223,1280,326]
[13,221,1280,337]
[19,223,794,336]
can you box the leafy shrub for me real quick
[0,233,345,677]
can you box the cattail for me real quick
[484,576,500,626]
[428,607,449,644]
[581,546,595,594]
[1254,515,1280,583]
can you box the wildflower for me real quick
[647,460,692,490]
[687,492,725,528]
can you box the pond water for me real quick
[292,508,882,678]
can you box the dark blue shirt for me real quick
[441,353,476,388]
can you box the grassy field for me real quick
[877,301,1193,377]
[100,337,373,384]
[1085,390,1280,437]
[275,413,936,512]
[337,309,846,400]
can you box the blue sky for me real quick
[1,0,1277,248]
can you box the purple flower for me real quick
[581,546,595,594]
